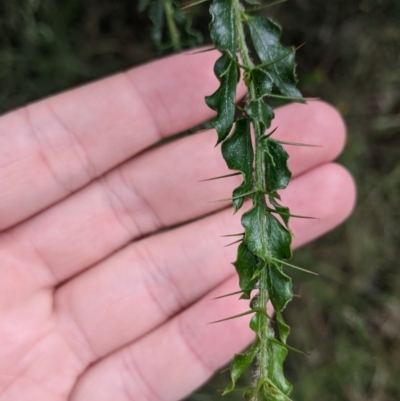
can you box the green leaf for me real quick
[247,16,303,101]
[242,194,292,262]
[222,119,252,172]
[222,117,254,212]
[205,54,239,143]
[251,68,273,100]
[276,312,290,344]
[249,311,261,333]
[241,193,269,261]
[209,0,236,56]
[233,241,258,299]
[246,100,275,132]
[231,186,249,212]
[259,139,291,193]
[267,264,292,312]
[142,1,202,51]
[172,3,203,47]
[266,213,292,260]
[261,383,291,401]
[223,340,260,394]
[267,340,293,396]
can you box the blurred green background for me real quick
[1,0,399,400]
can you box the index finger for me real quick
[0,50,227,230]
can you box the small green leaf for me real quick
[221,118,252,171]
[209,0,236,56]
[233,241,258,299]
[242,194,292,262]
[222,118,254,212]
[267,264,292,312]
[241,193,269,261]
[143,1,202,51]
[251,68,273,100]
[266,213,292,261]
[231,186,248,211]
[246,100,275,132]
[267,340,293,396]
[261,383,291,401]
[276,312,290,344]
[205,54,239,143]
[223,340,260,394]
[247,16,303,101]
[173,4,203,47]
[249,311,261,333]
[259,139,291,193]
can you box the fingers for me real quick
[7,101,346,288]
[55,163,356,364]
[70,276,257,401]
[274,100,346,173]
[0,50,225,230]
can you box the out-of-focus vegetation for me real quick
[1,0,399,400]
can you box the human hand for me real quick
[0,51,355,401]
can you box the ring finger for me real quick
[54,162,356,365]
[7,101,346,288]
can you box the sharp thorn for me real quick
[271,258,319,276]
[185,46,216,55]
[220,232,245,237]
[199,172,241,182]
[276,140,323,148]
[268,93,306,103]
[289,214,319,220]
[295,42,306,51]
[212,190,257,202]
[260,126,279,141]
[211,290,244,300]
[181,0,209,10]
[246,0,288,13]
[266,207,318,220]
[223,239,242,247]
[270,338,310,355]
[208,310,255,324]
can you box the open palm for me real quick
[0,51,355,401]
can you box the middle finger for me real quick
[7,101,344,286]
[54,162,355,363]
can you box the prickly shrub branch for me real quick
[206,0,306,399]
[138,0,202,51]
[141,0,309,398]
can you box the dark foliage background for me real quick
[1,0,399,400]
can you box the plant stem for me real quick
[233,0,253,68]
[258,264,272,388]
[233,0,271,395]
[232,0,265,193]
[162,0,181,51]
